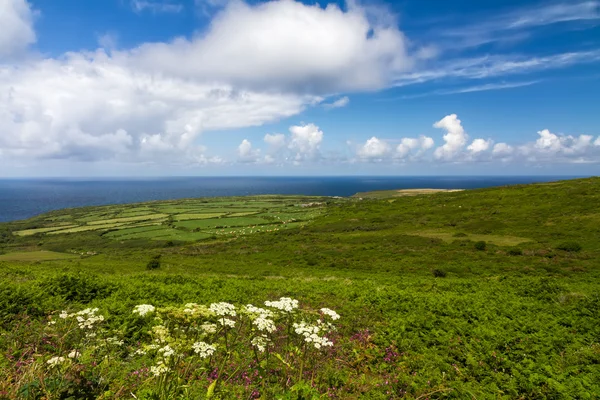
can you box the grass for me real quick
[0,250,79,261]
[1,178,600,398]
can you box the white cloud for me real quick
[492,143,513,156]
[288,123,323,162]
[433,114,468,161]
[467,138,492,153]
[129,0,414,93]
[237,138,260,162]
[0,51,313,164]
[0,0,36,59]
[396,135,434,158]
[323,96,350,109]
[595,136,600,146]
[358,137,390,160]
[131,0,183,13]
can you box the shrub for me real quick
[432,269,447,278]
[146,254,162,270]
[508,247,523,256]
[474,241,487,251]
[453,232,468,238]
[555,241,582,252]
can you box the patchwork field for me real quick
[9,195,331,242]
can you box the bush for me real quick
[432,269,447,278]
[146,254,162,270]
[508,248,523,256]
[474,241,487,251]
[453,232,468,238]
[556,241,582,252]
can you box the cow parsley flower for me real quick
[201,323,217,334]
[133,304,155,316]
[68,350,81,359]
[157,345,175,358]
[253,316,277,333]
[47,356,66,367]
[219,318,236,328]
[264,297,298,312]
[320,308,340,320]
[209,302,236,317]
[293,321,333,350]
[251,335,270,353]
[59,311,69,319]
[192,341,216,358]
[150,362,169,376]
[245,304,274,317]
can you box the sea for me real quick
[0,176,583,222]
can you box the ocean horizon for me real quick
[0,175,587,223]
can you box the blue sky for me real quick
[0,0,599,176]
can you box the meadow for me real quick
[0,178,599,399]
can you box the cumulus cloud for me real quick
[129,0,414,93]
[288,123,324,162]
[467,138,492,153]
[518,129,600,161]
[492,143,513,156]
[396,135,434,158]
[0,51,312,164]
[237,139,260,163]
[0,0,36,59]
[264,133,286,151]
[358,137,390,160]
[323,96,350,109]
[433,114,469,161]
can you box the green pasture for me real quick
[1,179,600,398]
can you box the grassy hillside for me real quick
[0,178,599,399]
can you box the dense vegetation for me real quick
[1,177,599,399]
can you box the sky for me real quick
[0,0,599,177]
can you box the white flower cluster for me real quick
[320,308,340,321]
[209,302,236,317]
[152,325,170,343]
[47,356,66,367]
[245,304,277,333]
[68,350,81,359]
[219,318,236,328]
[201,323,217,334]
[133,304,156,316]
[253,315,277,333]
[74,308,104,330]
[264,297,299,312]
[150,361,170,377]
[251,335,270,353]
[157,345,175,358]
[293,321,334,350]
[192,341,217,358]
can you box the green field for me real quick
[1,178,599,399]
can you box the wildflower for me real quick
[209,302,236,317]
[201,323,217,334]
[68,350,81,359]
[47,356,66,367]
[244,304,274,317]
[320,308,340,321]
[59,311,69,319]
[157,345,175,358]
[253,316,277,333]
[152,325,170,343]
[251,335,269,353]
[192,341,217,358]
[48,320,56,325]
[219,318,236,328]
[293,321,334,350]
[150,362,170,377]
[265,297,298,312]
[134,349,147,356]
[133,304,155,316]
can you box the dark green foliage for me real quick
[474,240,487,251]
[40,273,116,303]
[146,254,161,270]
[452,232,468,237]
[556,241,582,252]
[508,247,523,256]
[432,268,447,277]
